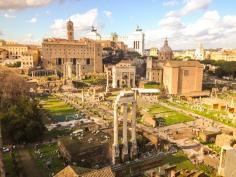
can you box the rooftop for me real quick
[164,60,204,68]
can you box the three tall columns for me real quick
[112,92,137,164]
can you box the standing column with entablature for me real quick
[112,91,138,164]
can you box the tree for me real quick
[0,67,29,109]
[0,66,45,143]
[1,95,45,143]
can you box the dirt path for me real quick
[17,148,47,177]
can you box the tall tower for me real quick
[67,20,74,41]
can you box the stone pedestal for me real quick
[112,144,120,164]
[122,144,129,162]
[130,141,138,160]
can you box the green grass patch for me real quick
[32,143,65,176]
[163,151,195,171]
[3,153,18,177]
[148,104,194,126]
[144,82,162,89]
[167,100,236,128]
[163,151,216,176]
[40,95,76,122]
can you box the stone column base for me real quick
[122,144,129,162]
[130,142,138,160]
[112,144,120,165]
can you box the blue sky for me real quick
[0,0,236,49]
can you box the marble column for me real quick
[130,102,137,159]
[63,63,67,78]
[106,69,109,93]
[81,89,84,103]
[76,63,82,80]
[67,62,72,79]
[112,103,120,164]
[122,104,129,162]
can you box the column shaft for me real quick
[130,102,138,159]
[113,104,118,145]
[112,103,120,164]
[122,104,128,147]
[131,103,137,142]
[122,104,129,162]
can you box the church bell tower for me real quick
[67,20,74,41]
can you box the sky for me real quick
[0,0,236,50]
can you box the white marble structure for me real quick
[126,26,145,55]
[112,60,136,88]
[106,68,109,93]
[194,43,205,60]
[112,91,137,164]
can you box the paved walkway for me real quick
[17,148,47,177]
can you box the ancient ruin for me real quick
[112,91,137,164]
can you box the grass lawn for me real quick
[163,151,195,171]
[40,95,77,122]
[148,104,194,126]
[163,151,216,176]
[167,100,236,128]
[32,143,65,176]
[3,153,17,177]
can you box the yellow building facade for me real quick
[210,50,236,61]
[0,40,40,69]
[149,48,159,57]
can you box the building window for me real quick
[184,70,189,76]
[73,58,76,65]
[57,58,62,65]
[86,58,90,65]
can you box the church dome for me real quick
[159,38,173,60]
[160,38,172,53]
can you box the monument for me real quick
[112,91,137,164]
[63,61,73,79]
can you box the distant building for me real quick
[149,48,159,57]
[0,49,7,65]
[85,26,128,51]
[163,60,204,95]
[209,49,236,61]
[173,50,195,60]
[146,57,163,83]
[194,43,205,60]
[21,50,39,69]
[103,26,145,56]
[112,60,136,88]
[42,20,103,76]
[0,40,40,69]
[159,38,173,60]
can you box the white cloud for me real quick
[0,30,3,35]
[28,17,37,23]
[3,13,16,18]
[50,8,99,38]
[0,0,53,10]
[167,0,214,17]
[103,10,112,18]
[163,0,179,7]
[146,10,236,49]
